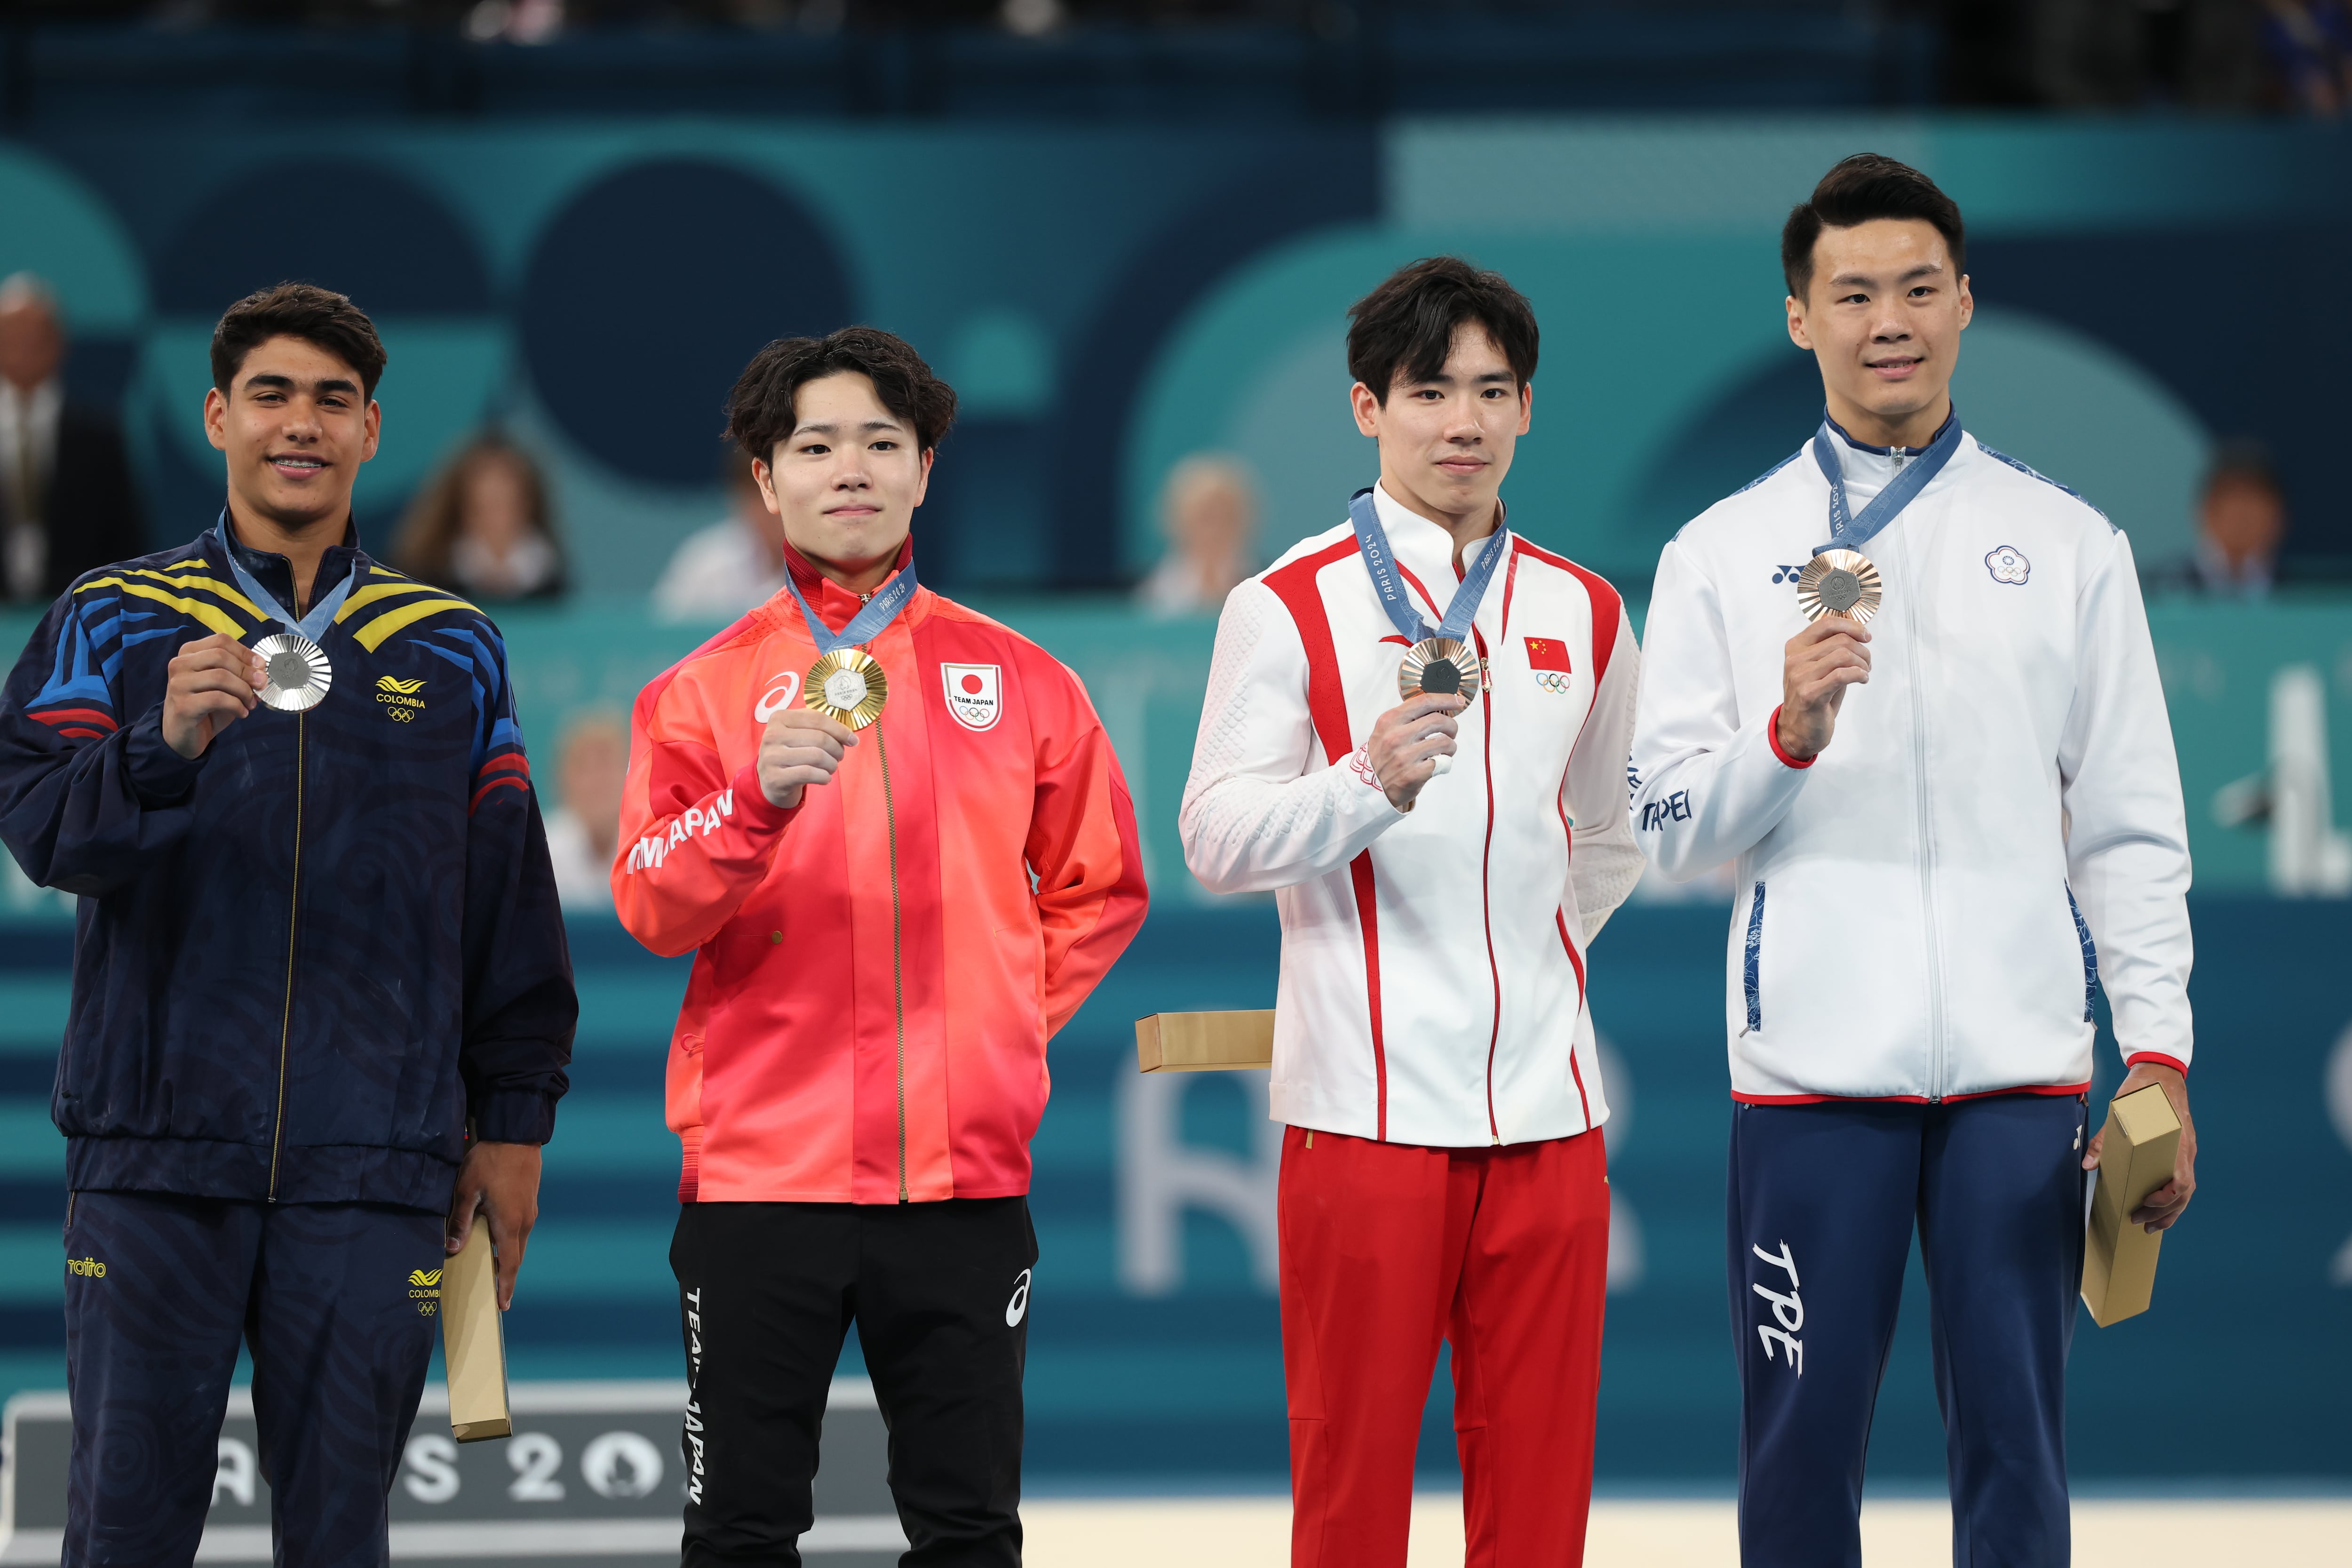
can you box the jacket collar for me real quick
[780,533,917,637]
[1824,405,1958,461]
[209,509,366,625]
[1369,481,1508,595]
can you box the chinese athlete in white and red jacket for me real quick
[1179,259,1640,1568]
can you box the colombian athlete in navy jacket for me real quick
[0,284,576,1568]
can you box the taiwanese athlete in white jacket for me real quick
[1182,258,1640,1568]
[1630,155,2199,1567]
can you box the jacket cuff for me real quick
[728,760,803,833]
[1765,705,1817,770]
[124,704,208,806]
[471,1090,557,1145]
[2123,1051,2189,1075]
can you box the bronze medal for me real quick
[1796,549,1883,626]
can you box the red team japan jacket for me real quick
[614,546,1148,1205]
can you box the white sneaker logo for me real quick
[1005,1268,1032,1327]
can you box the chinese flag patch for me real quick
[1524,636,1572,673]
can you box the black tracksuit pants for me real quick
[672,1197,1038,1568]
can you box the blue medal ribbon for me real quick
[1809,408,1963,557]
[216,516,358,640]
[1347,487,1509,649]
[782,551,919,656]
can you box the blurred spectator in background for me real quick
[0,273,144,604]
[2260,0,2352,112]
[652,448,785,622]
[1136,453,1256,617]
[392,432,568,602]
[2033,0,2265,108]
[544,711,628,912]
[2195,439,2288,598]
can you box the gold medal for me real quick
[253,632,333,712]
[1796,549,1883,626]
[804,648,889,730]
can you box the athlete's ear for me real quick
[752,455,781,517]
[1955,274,1974,331]
[1786,295,1814,353]
[911,444,934,509]
[359,399,381,464]
[203,386,229,454]
[1350,380,1382,438]
[1517,380,1532,437]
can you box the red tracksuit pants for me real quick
[1279,1124,1610,1568]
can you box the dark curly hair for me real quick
[210,282,387,400]
[726,326,958,462]
[1782,154,1966,303]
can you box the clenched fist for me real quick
[1367,691,1467,813]
[163,634,267,761]
[758,707,858,810]
[1776,615,1871,763]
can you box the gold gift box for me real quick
[1135,1011,1276,1073]
[2080,1082,2183,1328]
[442,1213,513,1441]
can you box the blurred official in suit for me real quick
[0,272,146,603]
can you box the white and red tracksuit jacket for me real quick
[1179,485,1644,1148]
[614,544,1149,1204]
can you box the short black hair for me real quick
[1346,256,1538,405]
[1782,154,1967,303]
[211,282,387,400]
[727,326,958,462]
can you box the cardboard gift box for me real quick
[2080,1082,2184,1328]
[1135,1011,1276,1073]
[443,1213,513,1441]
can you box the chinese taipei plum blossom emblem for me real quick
[1986,545,2031,585]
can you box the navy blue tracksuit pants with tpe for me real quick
[62,1190,445,1568]
[1728,1094,2089,1568]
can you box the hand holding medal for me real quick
[1348,486,1503,809]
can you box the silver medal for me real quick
[254,632,333,712]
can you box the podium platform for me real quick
[0,1378,898,1565]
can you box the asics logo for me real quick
[1005,1268,1032,1327]
[753,672,802,723]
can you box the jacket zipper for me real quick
[267,710,306,1200]
[1472,624,1503,1145]
[1894,506,1950,1100]
[874,718,909,1202]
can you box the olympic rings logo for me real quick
[1535,671,1573,694]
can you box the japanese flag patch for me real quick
[942,664,1003,731]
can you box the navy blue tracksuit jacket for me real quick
[0,521,575,1212]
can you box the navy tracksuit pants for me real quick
[1728,1094,2089,1568]
[61,1190,445,1568]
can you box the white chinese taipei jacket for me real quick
[1180,484,1644,1147]
[1629,422,2193,1103]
